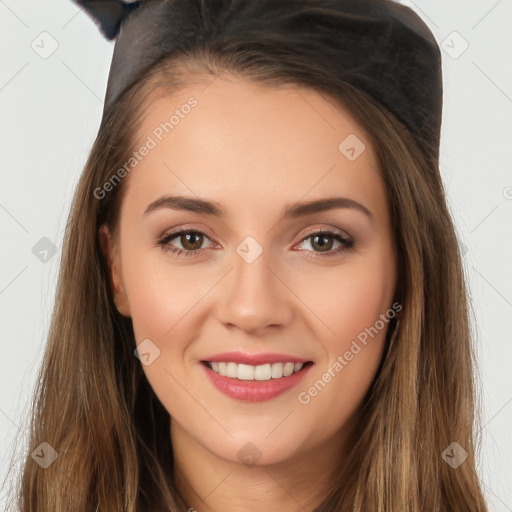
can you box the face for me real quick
[100,76,397,468]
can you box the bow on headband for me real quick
[74,0,443,166]
[76,0,141,40]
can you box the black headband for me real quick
[75,0,443,165]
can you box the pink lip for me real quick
[200,361,313,402]
[201,351,312,365]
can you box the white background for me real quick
[1,0,511,510]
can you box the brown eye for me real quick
[158,229,214,257]
[310,234,335,252]
[179,232,204,251]
[295,228,354,258]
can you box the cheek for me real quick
[121,259,211,420]
[125,267,197,341]
[292,257,395,441]
[120,241,215,341]
[294,254,395,344]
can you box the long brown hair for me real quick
[6,0,487,510]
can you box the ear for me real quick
[98,224,131,317]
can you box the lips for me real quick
[200,359,313,402]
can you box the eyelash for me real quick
[157,227,354,260]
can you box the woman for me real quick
[9,0,488,510]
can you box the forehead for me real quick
[122,76,385,218]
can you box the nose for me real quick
[215,246,294,335]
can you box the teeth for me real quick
[208,361,305,380]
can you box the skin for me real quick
[100,75,397,511]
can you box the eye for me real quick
[294,227,353,258]
[157,227,354,259]
[158,229,214,258]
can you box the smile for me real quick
[200,361,314,402]
[206,361,306,380]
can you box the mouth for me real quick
[201,360,314,380]
[199,360,314,402]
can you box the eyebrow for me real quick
[143,195,373,219]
